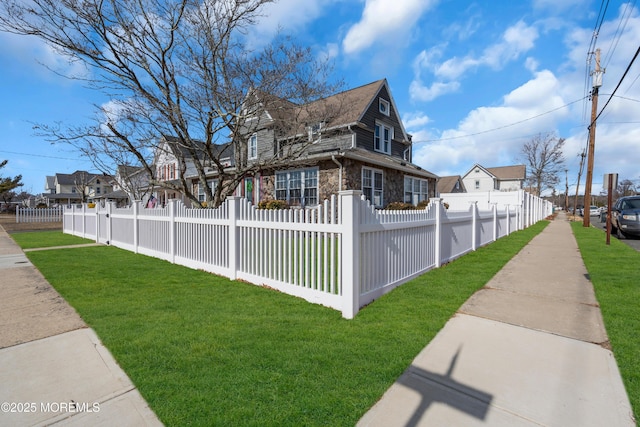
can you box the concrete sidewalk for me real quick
[358,212,635,426]
[0,225,162,427]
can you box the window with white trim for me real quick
[404,176,429,205]
[248,133,257,160]
[379,98,390,116]
[475,180,480,189]
[275,168,318,207]
[308,121,324,142]
[362,167,383,207]
[374,122,393,154]
[198,179,218,202]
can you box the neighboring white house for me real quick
[42,170,114,205]
[461,164,526,192]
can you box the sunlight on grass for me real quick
[10,230,94,249]
[24,222,547,426]
[571,222,639,423]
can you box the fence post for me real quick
[227,197,240,280]
[81,204,87,239]
[432,198,442,268]
[94,204,100,244]
[169,200,176,264]
[107,202,114,245]
[492,202,498,242]
[340,190,361,319]
[133,201,140,254]
[505,204,511,235]
[470,201,478,251]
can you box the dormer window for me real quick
[308,121,324,142]
[379,98,390,116]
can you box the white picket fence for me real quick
[16,207,64,223]
[63,190,551,318]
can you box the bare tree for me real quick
[520,132,566,196]
[616,179,638,198]
[0,0,342,208]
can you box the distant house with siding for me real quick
[461,164,526,193]
[436,175,466,195]
[42,171,114,205]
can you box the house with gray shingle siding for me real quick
[239,79,438,208]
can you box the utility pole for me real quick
[573,150,586,217]
[564,169,569,211]
[584,48,604,227]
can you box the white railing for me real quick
[63,190,551,318]
[16,207,64,223]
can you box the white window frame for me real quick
[404,176,429,205]
[379,98,390,116]
[308,121,324,142]
[248,133,257,160]
[475,180,480,189]
[198,179,219,203]
[374,121,393,155]
[275,167,319,207]
[362,167,384,207]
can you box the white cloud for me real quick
[411,69,569,175]
[244,0,333,49]
[411,20,539,102]
[342,0,438,54]
[0,32,88,80]
[409,3,640,190]
[409,80,460,102]
[402,112,431,128]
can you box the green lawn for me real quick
[10,230,93,249]
[571,222,639,422]
[21,222,547,426]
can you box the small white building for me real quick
[462,164,526,192]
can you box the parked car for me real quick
[579,205,599,217]
[611,196,640,238]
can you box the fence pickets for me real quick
[63,190,551,318]
[16,207,63,223]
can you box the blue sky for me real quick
[1,0,639,197]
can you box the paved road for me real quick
[589,214,640,251]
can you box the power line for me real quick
[415,97,586,143]
[594,45,640,124]
[0,149,82,161]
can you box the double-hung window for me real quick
[374,122,392,154]
[198,179,218,202]
[275,168,318,207]
[362,167,383,207]
[404,177,429,205]
[248,133,257,160]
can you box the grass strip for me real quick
[23,221,547,426]
[10,230,93,249]
[571,222,639,422]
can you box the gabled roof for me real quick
[486,165,526,180]
[158,135,235,166]
[251,79,410,143]
[437,175,466,193]
[462,164,526,181]
[54,170,101,186]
